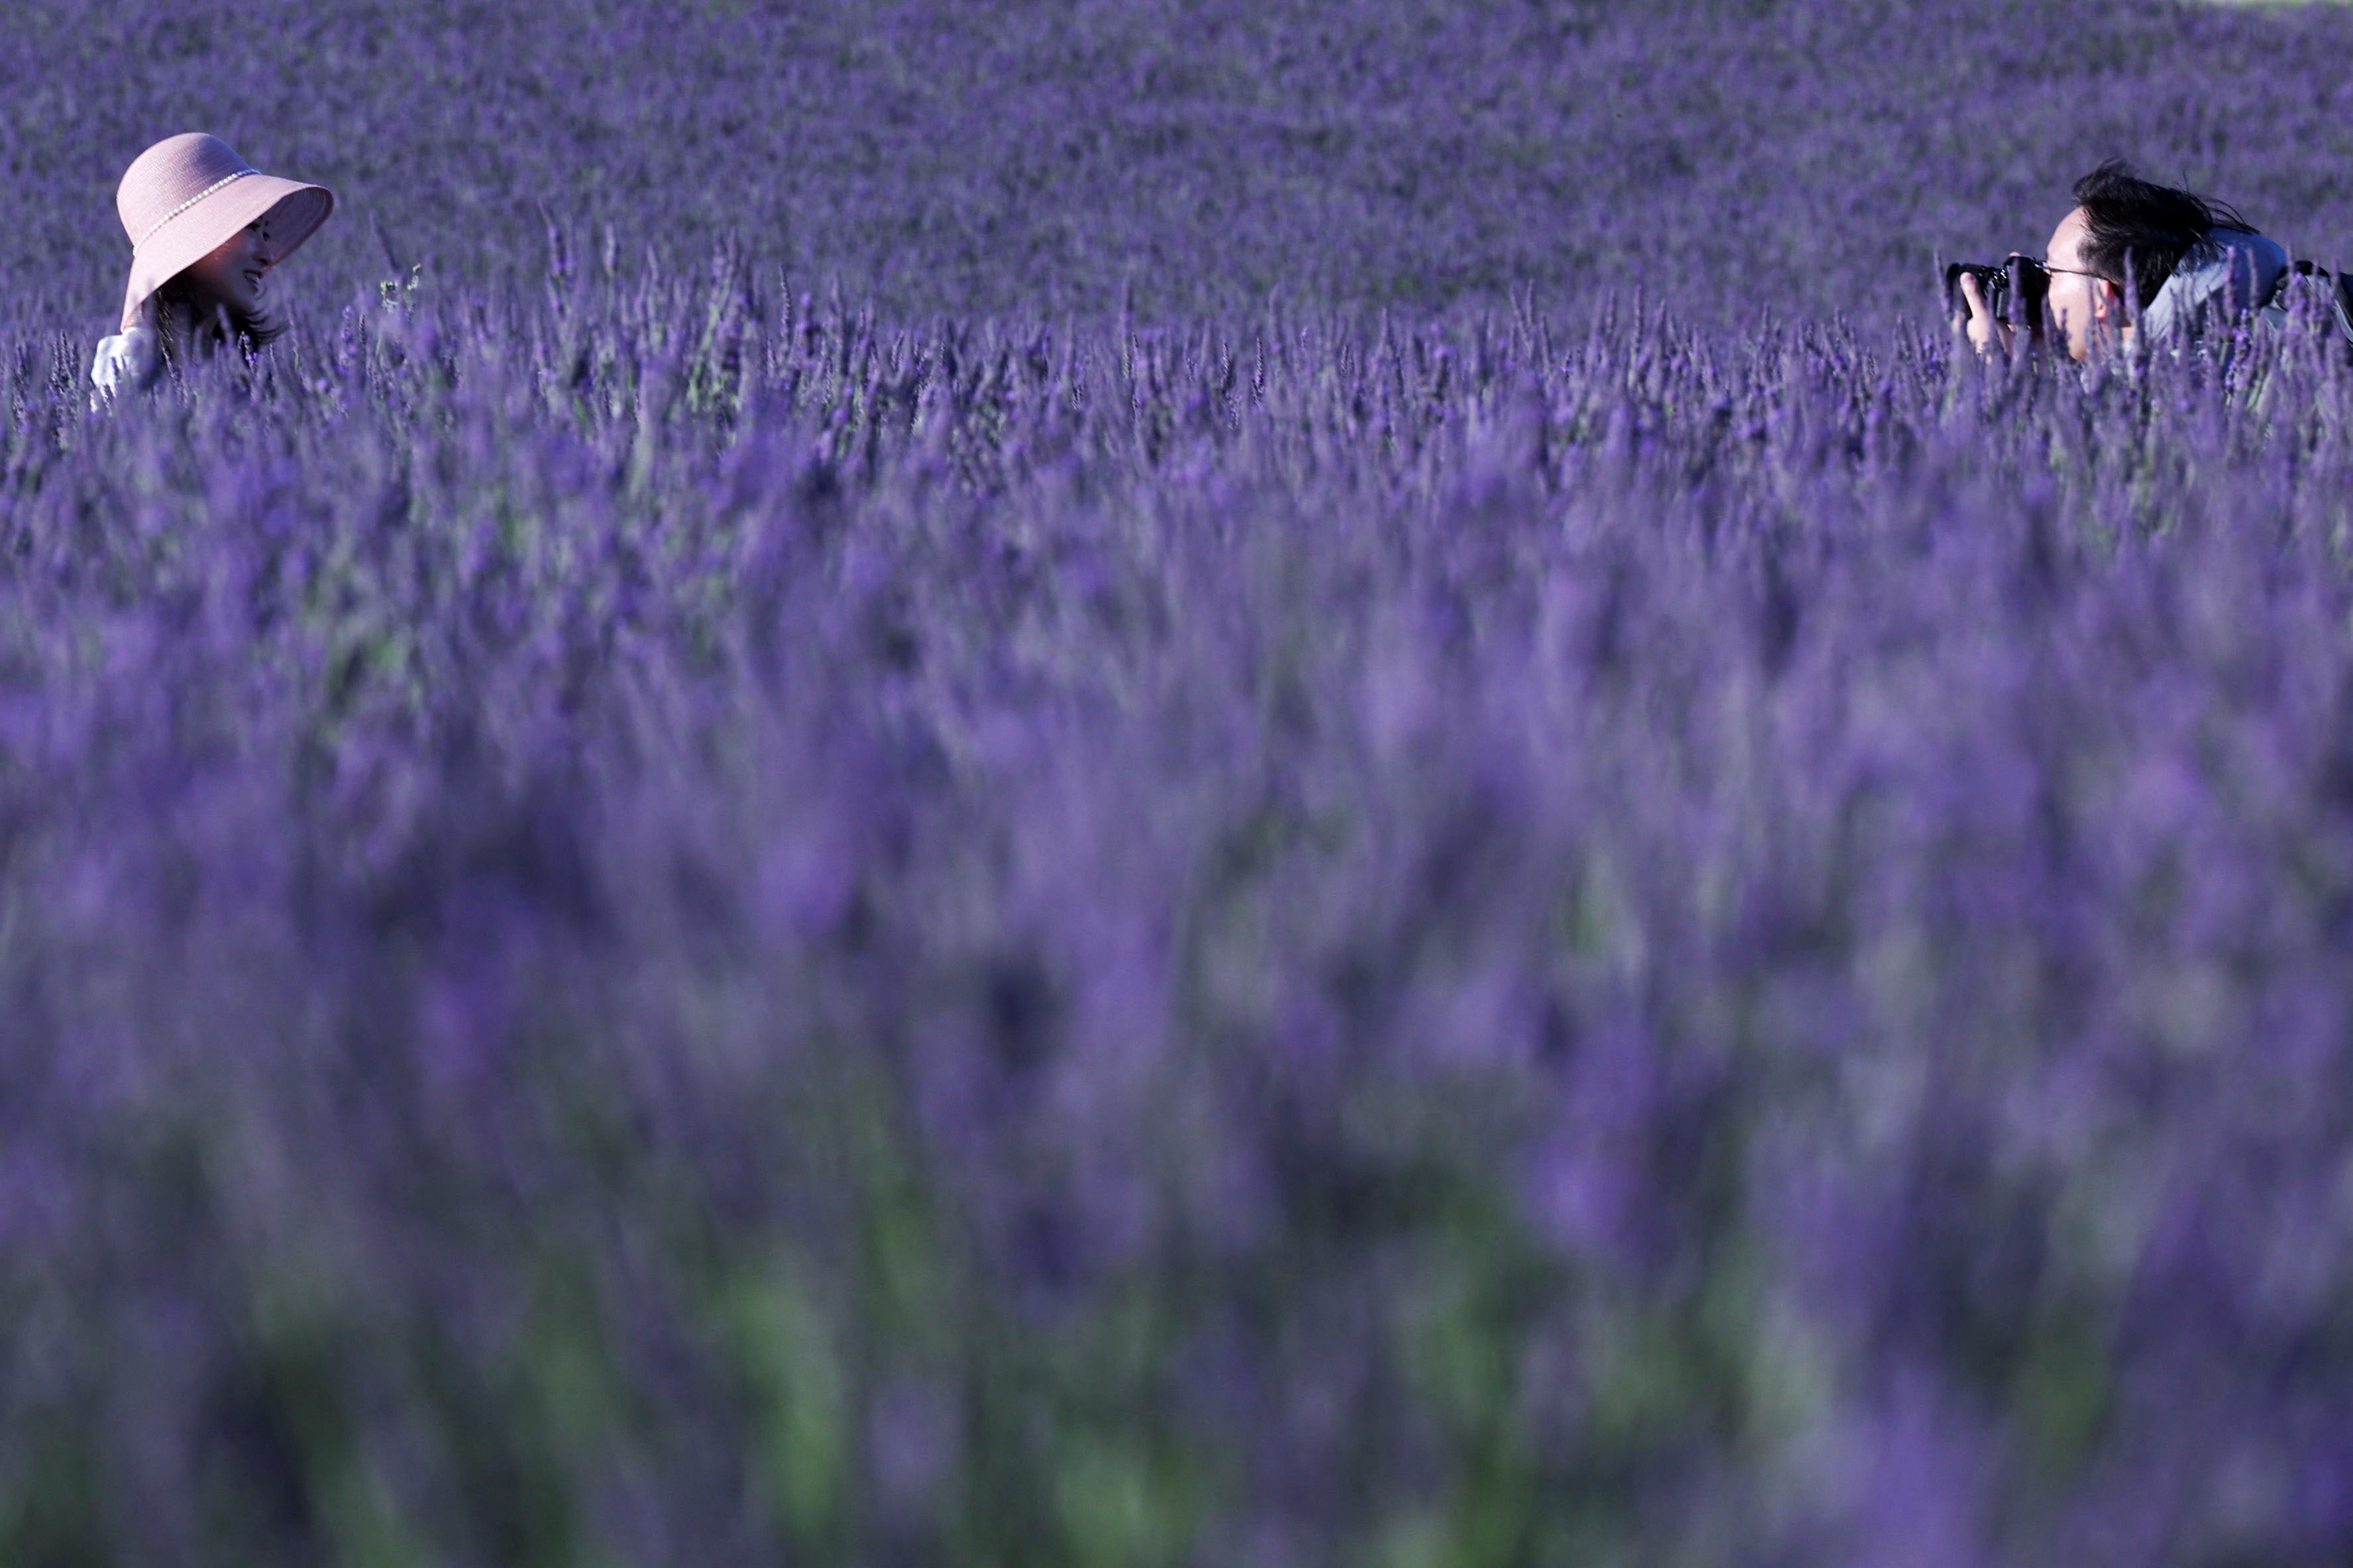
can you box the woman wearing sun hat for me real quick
[90,133,334,397]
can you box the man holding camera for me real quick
[1953,160,2292,360]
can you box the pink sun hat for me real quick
[114,133,334,332]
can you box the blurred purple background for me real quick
[8,3,2353,1565]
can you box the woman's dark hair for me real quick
[2072,159,2250,309]
[152,271,282,366]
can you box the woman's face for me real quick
[180,215,278,313]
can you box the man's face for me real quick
[2044,207,2120,360]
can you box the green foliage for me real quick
[722,1254,853,1552]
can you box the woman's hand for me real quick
[1955,270,2015,358]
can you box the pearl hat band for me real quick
[134,167,257,250]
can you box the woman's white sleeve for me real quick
[90,327,160,398]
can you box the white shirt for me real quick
[89,325,160,398]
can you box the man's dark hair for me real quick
[2072,159,2249,309]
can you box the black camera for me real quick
[1945,257,2052,331]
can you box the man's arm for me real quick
[1955,270,2014,358]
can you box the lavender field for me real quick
[10,0,2353,1564]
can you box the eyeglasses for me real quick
[2003,253,2105,286]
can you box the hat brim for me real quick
[119,175,335,332]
